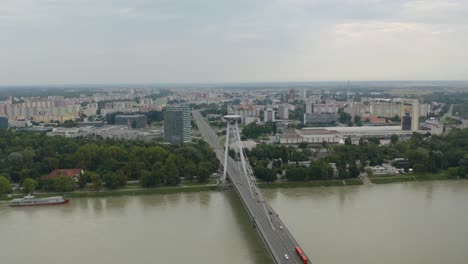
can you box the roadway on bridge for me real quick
[193,110,310,264]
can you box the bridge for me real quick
[193,110,311,264]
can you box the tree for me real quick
[345,137,352,145]
[367,137,380,145]
[338,108,352,124]
[366,168,373,177]
[197,163,211,183]
[22,178,38,194]
[254,166,276,182]
[90,173,102,191]
[140,170,157,188]
[390,134,399,144]
[446,167,459,179]
[46,157,60,171]
[53,176,76,192]
[307,164,322,180]
[348,162,360,178]
[165,154,180,185]
[180,160,196,181]
[285,166,307,181]
[78,171,90,189]
[0,176,12,194]
[354,115,361,124]
[103,172,120,190]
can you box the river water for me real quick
[1,181,468,264]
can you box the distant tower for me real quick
[289,89,296,102]
[347,80,350,101]
[411,99,420,132]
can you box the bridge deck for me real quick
[193,110,311,264]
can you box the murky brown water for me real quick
[1,180,467,264]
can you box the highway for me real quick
[193,110,311,264]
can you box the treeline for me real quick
[198,103,228,116]
[0,130,218,194]
[248,129,468,182]
[241,122,276,140]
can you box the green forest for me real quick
[0,130,218,194]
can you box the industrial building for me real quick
[164,104,191,144]
[279,126,413,144]
[303,113,338,126]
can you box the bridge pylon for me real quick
[222,115,243,184]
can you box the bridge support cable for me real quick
[231,120,276,231]
[222,121,231,184]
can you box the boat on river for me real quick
[9,195,70,207]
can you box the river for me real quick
[1,180,467,264]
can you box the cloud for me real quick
[333,21,467,38]
[0,0,468,84]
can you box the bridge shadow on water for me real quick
[223,189,274,264]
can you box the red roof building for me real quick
[41,169,83,182]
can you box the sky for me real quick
[1,0,467,85]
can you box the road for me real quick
[193,110,310,264]
[445,104,468,129]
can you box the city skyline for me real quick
[1,0,468,85]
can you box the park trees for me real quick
[53,176,76,192]
[90,173,103,191]
[165,154,180,185]
[22,178,38,194]
[253,166,276,182]
[103,172,121,190]
[0,175,12,194]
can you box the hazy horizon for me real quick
[1,0,467,85]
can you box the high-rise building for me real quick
[402,113,412,131]
[278,105,289,120]
[305,102,313,114]
[288,89,296,102]
[164,104,191,144]
[263,109,275,122]
[411,99,420,132]
[401,99,420,132]
[0,116,8,129]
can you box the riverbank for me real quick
[370,172,463,184]
[2,173,465,201]
[258,178,363,189]
[0,185,221,201]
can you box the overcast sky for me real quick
[1,0,467,85]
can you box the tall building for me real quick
[401,99,420,132]
[164,104,191,144]
[264,109,275,122]
[411,99,420,132]
[402,113,412,131]
[0,116,8,129]
[288,89,296,102]
[305,102,313,114]
[278,105,289,120]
